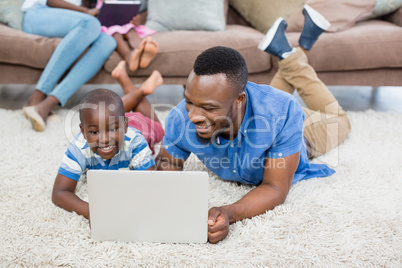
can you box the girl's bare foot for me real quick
[139,37,158,69]
[112,60,136,94]
[139,70,163,95]
[127,40,145,71]
[111,60,126,80]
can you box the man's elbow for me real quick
[262,182,289,206]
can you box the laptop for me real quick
[87,170,209,243]
[98,0,141,27]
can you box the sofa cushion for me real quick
[229,0,305,34]
[104,25,271,77]
[285,20,402,72]
[0,24,60,69]
[0,0,24,30]
[369,0,402,18]
[145,0,226,32]
[287,0,376,32]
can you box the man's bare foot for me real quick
[139,70,163,95]
[139,37,158,69]
[127,40,145,71]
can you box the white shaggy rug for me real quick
[0,108,401,267]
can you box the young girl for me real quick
[95,0,159,71]
[111,60,164,153]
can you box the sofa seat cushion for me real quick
[0,24,60,69]
[104,25,271,77]
[285,20,402,72]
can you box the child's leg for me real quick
[113,32,144,71]
[125,28,142,49]
[111,61,163,122]
[132,71,163,123]
[140,37,158,69]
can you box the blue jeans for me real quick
[23,6,117,106]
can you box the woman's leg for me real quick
[48,32,116,106]
[25,31,116,128]
[23,6,102,100]
[23,7,116,131]
[111,61,163,122]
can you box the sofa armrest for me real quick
[386,7,402,27]
[0,24,60,68]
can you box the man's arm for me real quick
[155,142,185,171]
[52,173,90,219]
[207,151,300,244]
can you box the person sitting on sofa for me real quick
[52,63,164,220]
[94,0,159,72]
[21,0,117,132]
[155,5,351,244]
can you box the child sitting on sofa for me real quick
[52,62,164,220]
[95,0,159,72]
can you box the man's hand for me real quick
[155,142,185,171]
[207,207,230,244]
[206,152,300,244]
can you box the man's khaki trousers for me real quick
[270,47,351,158]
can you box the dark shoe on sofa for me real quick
[258,17,293,60]
[299,4,331,51]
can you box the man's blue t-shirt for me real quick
[163,82,334,185]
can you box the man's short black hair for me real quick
[79,88,125,121]
[193,46,248,93]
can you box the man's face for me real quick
[184,71,242,141]
[80,104,128,159]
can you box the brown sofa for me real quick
[1,5,402,87]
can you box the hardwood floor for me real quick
[0,84,401,113]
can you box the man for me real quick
[156,5,351,244]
